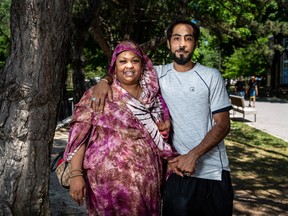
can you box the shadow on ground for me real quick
[226,120,288,216]
[256,97,288,104]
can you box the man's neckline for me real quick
[172,62,198,72]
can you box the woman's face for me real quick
[115,50,142,86]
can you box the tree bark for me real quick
[271,33,282,91]
[71,29,88,104]
[0,0,71,215]
[71,0,102,103]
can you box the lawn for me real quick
[226,121,288,216]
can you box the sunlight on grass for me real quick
[228,121,288,150]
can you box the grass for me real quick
[225,121,288,215]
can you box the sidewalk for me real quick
[230,97,288,142]
[50,126,87,216]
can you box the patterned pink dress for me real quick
[64,41,177,216]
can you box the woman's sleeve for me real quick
[157,94,179,159]
[63,121,92,161]
[62,88,98,161]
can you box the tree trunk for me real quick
[71,31,87,104]
[0,0,71,215]
[71,0,102,103]
[271,34,282,91]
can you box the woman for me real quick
[63,41,177,215]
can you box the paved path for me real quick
[50,126,87,216]
[230,97,288,142]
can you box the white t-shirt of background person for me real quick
[155,63,232,181]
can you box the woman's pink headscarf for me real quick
[108,41,159,104]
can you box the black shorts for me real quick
[162,171,234,216]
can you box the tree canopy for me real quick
[1,0,287,88]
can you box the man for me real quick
[235,75,246,97]
[91,19,234,216]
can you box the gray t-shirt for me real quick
[155,63,232,180]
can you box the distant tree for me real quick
[188,0,288,89]
[195,28,220,69]
[0,0,71,214]
[88,0,191,58]
[69,0,103,103]
[222,37,270,79]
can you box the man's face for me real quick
[167,24,197,65]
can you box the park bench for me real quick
[229,95,257,122]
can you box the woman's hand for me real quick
[69,176,86,206]
[157,120,170,140]
[91,79,113,112]
[69,140,86,205]
[167,159,183,177]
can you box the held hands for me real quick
[69,176,86,206]
[167,159,183,176]
[91,79,113,112]
[168,152,198,177]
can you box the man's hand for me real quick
[169,152,198,177]
[91,79,113,112]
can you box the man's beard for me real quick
[171,51,193,65]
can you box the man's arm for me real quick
[170,111,230,176]
[91,74,113,112]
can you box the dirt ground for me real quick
[50,127,288,216]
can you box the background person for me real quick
[234,75,246,97]
[247,76,258,107]
[64,41,177,216]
